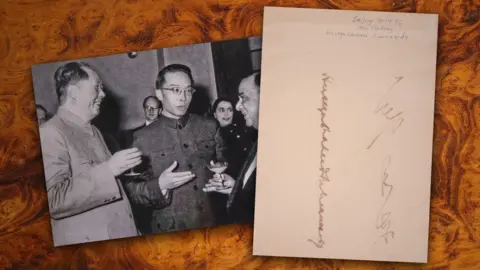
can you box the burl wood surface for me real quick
[0,0,478,269]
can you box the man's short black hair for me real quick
[155,64,194,89]
[53,62,93,104]
[254,72,261,89]
[143,95,162,109]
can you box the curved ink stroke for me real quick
[367,77,405,150]
[376,155,395,243]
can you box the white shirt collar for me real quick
[145,119,154,126]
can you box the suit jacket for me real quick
[226,141,257,224]
[220,123,258,178]
[39,108,138,246]
[132,123,146,133]
[120,123,145,148]
[123,113,226,234]
[121,121,156,149]
[119,121,158,235]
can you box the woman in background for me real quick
[208,98,257,224]
[211,98,257,178]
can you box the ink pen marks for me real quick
[368,77,404,244]
[376,155,395,244]
[367,76,405,150]
[308,238,325,248]
[308,73,333,248]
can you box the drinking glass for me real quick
[206,161,229,189]
[124,132,140,176]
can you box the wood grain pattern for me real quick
[0,0,478,269]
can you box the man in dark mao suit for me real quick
[123,64,226,234]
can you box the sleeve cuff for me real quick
[161,189,169,198]
[145,179,171,207]
[145,178,162,195]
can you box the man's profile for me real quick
[39,62,142,246]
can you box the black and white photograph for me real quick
[32,36,262,247]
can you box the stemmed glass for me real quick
[124,131,140,176]
[206,161,229,189]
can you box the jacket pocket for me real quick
[151,146,176,160]
[73,156,96,176]
[196,139,215,158]
[148,146,176,177]
[197,139,215,151]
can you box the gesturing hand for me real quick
[107,148,142,177]
[202,173,235,195]
[158,161,195,190]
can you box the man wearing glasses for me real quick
[143,95,162,127]
[123,64,226,235]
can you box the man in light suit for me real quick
[39,62,142,246]
[203,72,260,223]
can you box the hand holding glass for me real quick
[108,148,142,177]
[204,161,233,193]
[203,173,235,194]
[124,133,141,176]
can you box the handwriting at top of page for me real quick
[326,15,409,40]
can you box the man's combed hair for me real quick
[143,95,162,109]
[155,64,194,89]
[254,72,261,89]
[53,62,92,104]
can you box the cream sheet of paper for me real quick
[253,7,438,263]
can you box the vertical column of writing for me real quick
[308,73,334,248]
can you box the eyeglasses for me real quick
[161,86,196,96]
[144,106,159,111]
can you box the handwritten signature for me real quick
[369,76,406,244]
[376,155,395,243]
[367,76,405,150]
[308,73,333,249]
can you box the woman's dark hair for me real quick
[211,98,234,115]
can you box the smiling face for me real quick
[68,67,105,121]
[236,74,260,128]
[156,71,193,119]
[214,100,234,127]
